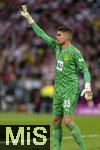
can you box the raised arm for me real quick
[74,50,92,100]
[20,5,57,49]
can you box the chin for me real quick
[56,41,61,44]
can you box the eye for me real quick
[57,34,61,36]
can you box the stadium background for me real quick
[0,0,100,149]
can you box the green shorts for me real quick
[53,92,79,116]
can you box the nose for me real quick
[56,35,59,40]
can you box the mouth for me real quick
[56,39,59,43]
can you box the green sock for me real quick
[53,124,62,150]
[67,123,86,150]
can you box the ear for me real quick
[65,34,70,40]
[66,33,72,40]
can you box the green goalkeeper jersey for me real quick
[31,23,90,95]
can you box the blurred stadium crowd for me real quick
[0,0,100,112]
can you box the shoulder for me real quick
[71,45,80,53]
[52,41,60,54]
[71,45,83,56]
[70,45,85,63]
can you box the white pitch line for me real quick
[0,134,99,144]
[51,134,100,140]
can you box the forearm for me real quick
[20,5,56,49]
[31,22,56,48]
[81,69,92,100]
[83,68,91,84]
[31,23,50,41]
[31,23,45,37]
[23,14,53,43]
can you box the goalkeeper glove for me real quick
[81,82,93,101]
[20,5,35,25]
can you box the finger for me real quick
[20,11,25,17]
[89,92,93,99]
[20,11,23,16]
[85,95,92,100]
[86,91,92,96]
[81,89,85,96]
[85,92,93,100]
[22,5,28,13]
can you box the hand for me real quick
[20,5,35,25]
[81,83,93,101]
[20,5,29,19]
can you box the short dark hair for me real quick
[58,26,73,38]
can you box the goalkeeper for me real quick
[20,5,92,150]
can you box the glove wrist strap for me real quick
[85,82,91,89]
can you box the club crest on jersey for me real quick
[56,60,63,71]
[64,55,70,61]
[79,58,84,62]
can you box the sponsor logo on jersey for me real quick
[56,60,63,71]
[79,58,84,62]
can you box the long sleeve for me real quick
[74,50,91,83]
[31,23,57,50]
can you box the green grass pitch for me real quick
[0,112,100,150]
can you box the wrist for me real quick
[85,82,91,89]
[27,14,35,25]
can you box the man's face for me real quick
[56,31,70,45]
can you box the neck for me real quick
[61,41,71,50]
